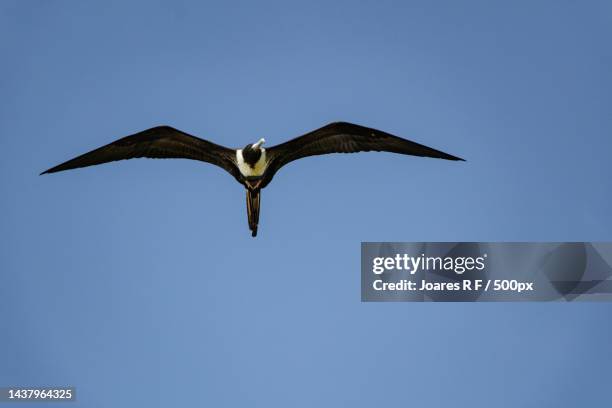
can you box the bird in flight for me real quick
[41,122,465,237]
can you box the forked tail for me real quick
[246,189,261,237]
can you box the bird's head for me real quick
[242,138,265,166]
[243,138,265,152]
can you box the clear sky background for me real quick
[1,1,611,406]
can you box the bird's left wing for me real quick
[261,122,464,186]
[41,126,240,180]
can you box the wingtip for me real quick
[40,165,66,175]
[446,153,466,162]
[40,167,57,175]
[440,155,466,162]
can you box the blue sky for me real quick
[1,1,611,406]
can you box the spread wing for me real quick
[41,125,240,180]
[262,122,464,186]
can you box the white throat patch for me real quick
[236,148,267,177]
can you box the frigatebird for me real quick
[41,122,464,236]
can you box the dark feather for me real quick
[40,126,240,180]
[261,122,464,187]
[246,189,261,237]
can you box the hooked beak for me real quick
[253,138,265,149]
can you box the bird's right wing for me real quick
[41,126,240,180]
